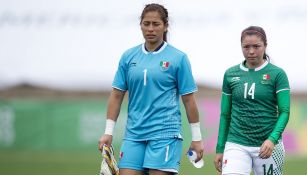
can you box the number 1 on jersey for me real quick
[244,82,255,99]
[143,69,147,86]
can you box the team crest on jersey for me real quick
[261,74,270,84]
[263,74,270,80]
[160,61,170,71]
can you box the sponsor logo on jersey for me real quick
[129,62,137,67]
[231,77,240,82]
[160,61,170,71]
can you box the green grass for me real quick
[0,150,306,175]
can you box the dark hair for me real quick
[241,26,269,60]
[140,3,169,42]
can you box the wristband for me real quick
[190,122,202,141]
[104,119,116,135]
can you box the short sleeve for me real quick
[112,53,128,91]
[177,54,197,95]
[276,69,290,93]
[222,71,231,95]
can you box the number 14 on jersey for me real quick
[244,82,255,99]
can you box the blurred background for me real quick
[0,0,306,174]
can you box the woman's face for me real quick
[241,34,266,68]
[141,11,167,45]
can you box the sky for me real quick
[0,0,306,92]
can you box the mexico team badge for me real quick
[160,61,170,71]
[263,74,270,80]
[261,74,270,84]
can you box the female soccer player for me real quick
[214,26,290,175]
[98,3,204,175]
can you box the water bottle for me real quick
[187,150,204,168]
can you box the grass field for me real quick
[0,150,306,175]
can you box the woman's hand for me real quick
[214,153,223,173]
[98,134,113,152]
[189,141,204,162]
[259,139,275,159]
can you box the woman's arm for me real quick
[98,88,125,150]
[182,93,204,162]
[268,90,290,144]
[106,88,126,122]
[216,93,232,153]
[214,92,232,172]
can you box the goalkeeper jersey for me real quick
[216,60,290,152]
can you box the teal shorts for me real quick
[118,138,183,174]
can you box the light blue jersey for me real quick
[112,42,197,141]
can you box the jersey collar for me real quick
[142,41,168,55]
[240,60,269,72]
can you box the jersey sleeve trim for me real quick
[276,88,290,94]
[222,92,232,96]
[180,89,198,96]
[112,86,127,92]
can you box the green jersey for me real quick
[216,61,290,153]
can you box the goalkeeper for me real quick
[98,3,204,175]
